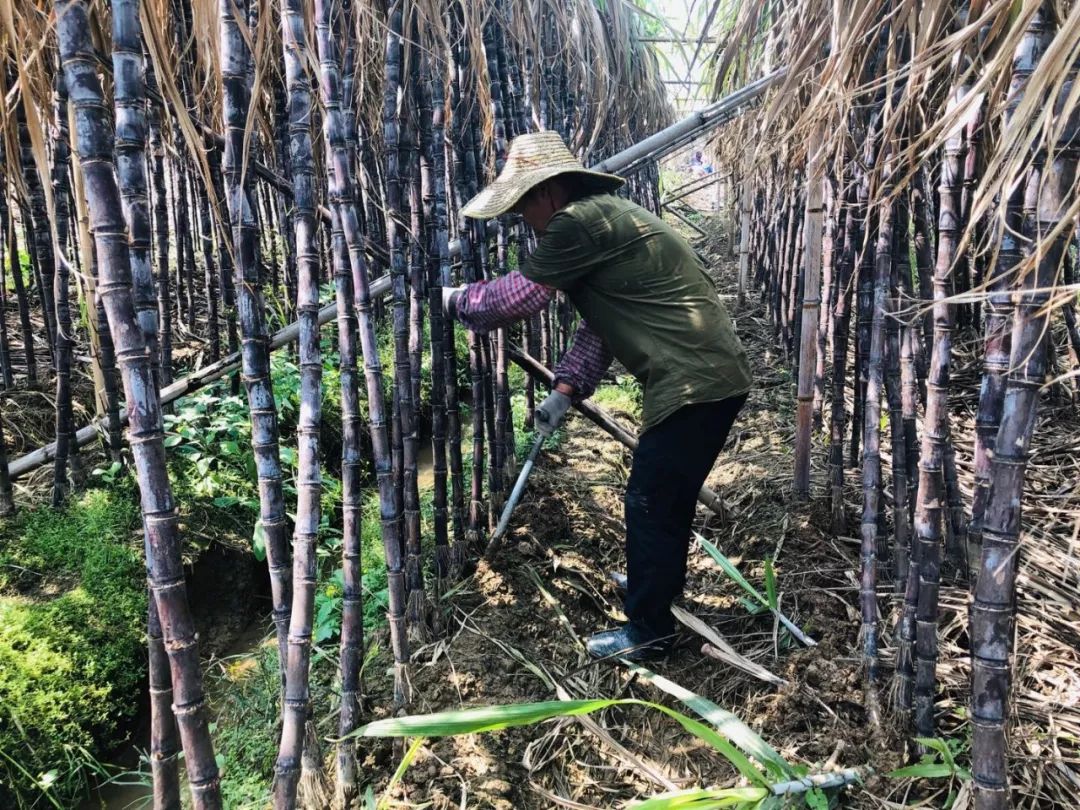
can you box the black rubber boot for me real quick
[586,622,673,662]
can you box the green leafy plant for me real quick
[888,737,971,782]
[695,533,816,646]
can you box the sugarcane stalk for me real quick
[829,156,861,534]
[968,6,1050,579]
[6,183,37,382]
[50,68,78,506]
[332,0,410,710]
[859,167,894,730]
[17,112,58,364]
[972,69,1077,806]
[145,59,173,392]
[794,126,826,499]
[271,0,323,800]
[112,0,159,386]
[57,2,221,804]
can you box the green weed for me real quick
[0,487,146,808]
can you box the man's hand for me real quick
[441,285,467,319]
[535,389,572,437]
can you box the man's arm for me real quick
[448,270,554,333]
[553,320,613,400]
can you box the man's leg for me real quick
[623,396,746,636]
[588,395,746,659]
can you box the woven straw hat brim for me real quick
[462,166,624,219]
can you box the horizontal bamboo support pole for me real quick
[8,275,392,480]
[508,350,730,518]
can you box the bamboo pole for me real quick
[793,124,826,499]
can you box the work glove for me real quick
[535,390,572,437]
[441,284,467,320]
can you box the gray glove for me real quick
[441,284,467,319]
[535,390,572,437]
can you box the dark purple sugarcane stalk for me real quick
[439,7,467,555]
[17,111,58,364]
[56,1,221,805]
[418,59,452,584]
[399,11,427,639]
[0,146,14,391]
[272,0,323,799]
[311,0,365,799]
[327,0,410,709]
[216,0,292,679]
[859,157,895,730]
[145,59,173,392]
[384,3,424,633]
[901,77,968,730]
[194,185,220,362]
[829,154,862,533]
[180,167,197,334]
[50,68,78,506]
[884,210,910,593]
[147,594,181,810]
[968,7,1050,580]
[70,135,126,461]
[6,152,37,382]
[450,13,488,546]
[971,59,1077,807]
[485,11,512,505]
[112,0,159,390]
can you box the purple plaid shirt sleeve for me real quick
[453,269,612,398]
[554,321,612,399]
[455,270,554,333]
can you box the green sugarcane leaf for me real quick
[650,706,770,787]
[624,663,793,779]
[377,737,426,810]
[887,763,955,779]
[352,699,617,737]
[350,698,769,787]
[914,737,956,769]
[631,786,769,808]
[763,560,778,611]
[696,532,768,607]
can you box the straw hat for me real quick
[461,131,625,219]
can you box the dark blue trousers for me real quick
[623,394,747,637]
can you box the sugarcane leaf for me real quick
[887,763,955,779]
[630,785,769,808]
[914,737,957,769]
[351,698,617,737]
[695,532,768,607]
[763,560,778,610]
[377,736,426,810]
[349,698,769,787]
[624,662,793,779]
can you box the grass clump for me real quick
[0,486,146,808]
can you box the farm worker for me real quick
[443,131,752,661]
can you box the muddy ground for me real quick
[356,238,904,809]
